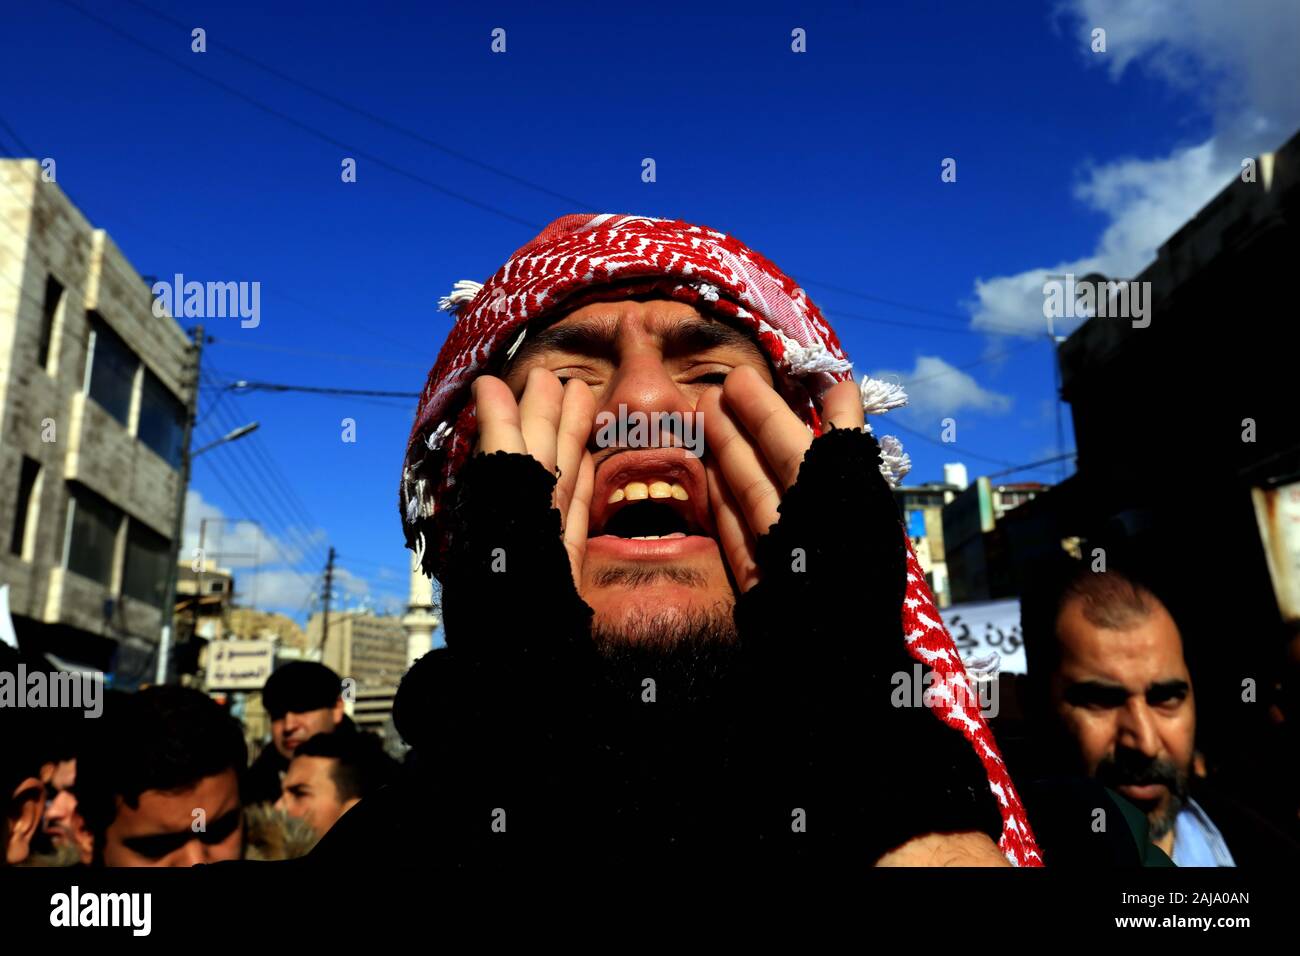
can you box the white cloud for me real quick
[182,488,403,618]
[871,356,1012,420]
[1066,0,1300,143]
[182,488,324,570]
[973,0,1300,335]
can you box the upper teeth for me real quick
[607,480,689,504]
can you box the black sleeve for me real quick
[440,450,594,657]
[733,426,1005,862]
[396,451,600,756]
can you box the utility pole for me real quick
[155,324,204,685]
[321,546,336,657]
[192,517,207,643]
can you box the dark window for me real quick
[86,314,138,426]
[209,580,225,593]
[66,485,122,587]
[38,275,64,369]
[11,457,41,556]
[137,369,186,468]
[123,520,171,608]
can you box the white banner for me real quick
[939,598,1026,675]
[205,639,275,690]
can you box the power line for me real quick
[47,5,1043,341]
[207,338,429,370]
[189,438,320,595]
[0,137,423,361]
[2,97,1069,486]
[883,417,1019,469]
[0,113,37,156]
[798,275,974,325]
[196,372,329,568]
[902,336,1045,387]
[820,304,1030,338]
[984,452,1077,480]
[199,366,332,570]
[54,0,544,230]
[121,0,597,212]
[230,381,420,399]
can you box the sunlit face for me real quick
[275,755,357,837]
[100,768,243,867]
[41,758,92,863]
[501,300,775,642]
[1050,596,1196,838]
[271,699,344,759]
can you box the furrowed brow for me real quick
[504,316,621,371]
[661,319,763,359]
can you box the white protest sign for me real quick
[205,639,275,690]
[939,599,1026,675]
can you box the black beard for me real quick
[1095,749,1190,839]
[590,605,740,708]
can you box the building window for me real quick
[38,275,64,370]
[10,457,41,557]
[123,520,171,608]
[85,314,138,427]
[65,485,123,587]
[137,369,186,468]
[209,580,225,593]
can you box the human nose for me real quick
[598,351,697,440]
[1115,697,1161,758]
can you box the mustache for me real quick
[1095,750,1187,794]
[591,565,708,588]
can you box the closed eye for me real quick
[688,371,729,385]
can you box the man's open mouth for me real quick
[586,449,716,556]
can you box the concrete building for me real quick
[895,475,963,607]
[0,160,190,683]
[310,609,407,733]
[893,463,972,607]
[174,561,234,642]
[941,478,1045,604]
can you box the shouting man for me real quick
[313,214,1040,870]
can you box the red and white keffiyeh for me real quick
[401,213,1042,866]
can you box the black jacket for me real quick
[242,715,359,807]
[311,428,1004,870]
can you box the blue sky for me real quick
[3,1,1296,618]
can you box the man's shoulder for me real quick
[1191,785,1300,865]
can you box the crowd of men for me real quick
[3,557,1298,869]
[1,656,397,867]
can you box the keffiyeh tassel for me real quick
[438,280,484,316]
[878,434,912,488]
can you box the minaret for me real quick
[401,551,440,668]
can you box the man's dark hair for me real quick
[1021,554,1174,712]
[262,661,343,720]
[293,730,397,803]
[75,686,247,842]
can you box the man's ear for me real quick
[331,696,345,726]
[6,778,44,865]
